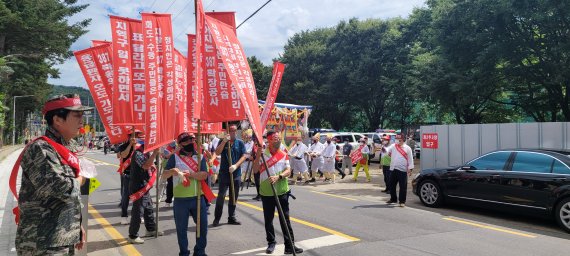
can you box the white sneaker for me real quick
[128,237,144,244]
[143,230,164,237]
[141,217,145,224]
[120,217,129,225]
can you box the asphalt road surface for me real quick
[78,150,570,256]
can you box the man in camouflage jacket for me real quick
[16,94,92,256]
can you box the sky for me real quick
[48,0,426,88]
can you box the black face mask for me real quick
[183,144,194,153]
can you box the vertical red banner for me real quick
[74,45,128,144]
[110,16,136,126]
[92,40,111,47]
[193,0,205,120]
[203,16,263,143]
[260,61,285,130]
[142,13,177,152]
[200,12,245,122]
[174,49,188,135]
[206,12,237,35]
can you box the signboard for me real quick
[422,133,439,149]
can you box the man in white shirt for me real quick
[386,134,414,207]
[289,138,310,184]
[321,134,337,183]
[308,133,325,183]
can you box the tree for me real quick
[0,0,90,143]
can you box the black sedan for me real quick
[412,149,570,233]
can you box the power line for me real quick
[149,0,159,11]
[174,0,217,40]
[237,0,273,29]
[172,0,193,22]
[165,0,180,13]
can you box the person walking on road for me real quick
[117,130,144,225]
[321,134,337,183]
[15,94,92,255]
[352,138,371,182]
[308,133,325,182]
[289,138,310,185]
[128,139,162,244]
[380,136,393,193]
[386,134,414,207]
[341,138,353,175]
[253,130,303,255]
[213,125,248,227]
[163,132,211,256]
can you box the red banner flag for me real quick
[110,16,146,127]
[200,13,246,122]
[142,13,177,152]
[203,16,263,143]
[74,44,128,144]
[187,34,200,121]
[174,49,189,135]
[92,40,111,47]
[206,12,236,35]
[260,61,285,130]
[192,0,205,120]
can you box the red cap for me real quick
[42,95,93,115]
[177,132,195,143]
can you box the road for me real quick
[3,149,570,255]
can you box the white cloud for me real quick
[48,0,426,88]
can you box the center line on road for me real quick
[88,204,142,256]
[443,217,537,238]
[215,194,361,242]
[310,191,358,201]
[85,157,119,168]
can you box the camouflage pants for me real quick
[17,245,75,256]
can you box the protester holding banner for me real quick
[308,133,325,183]
[15,94,91,255]
[128,141,161,244]
[213,125,248,226]
[352,138,372,182]
[208,135,221,184]
[242,129,255,184]
[117,130,144,225]
[253,130,303,254]
[163,132,212,256]
[385,134,414,207]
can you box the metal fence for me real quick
[420,122,570,169]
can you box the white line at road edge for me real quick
[231,234,353,255]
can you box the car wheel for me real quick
[419,180,443,207]
[555,197,570,233]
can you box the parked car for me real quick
[363,132,397,162]
[412,149,570,233]
[319,132,365,151]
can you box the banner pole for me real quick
[154,153,161,238]
[256,139,297,256]
[196,121,202,238]
[226,122,236,205]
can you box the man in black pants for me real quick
[213,125,248,226]
[385,134,414,207]
[253,131,303,254]
[128,140,162,244]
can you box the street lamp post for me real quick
[13,95,34,145]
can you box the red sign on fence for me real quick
[422,133,439,149]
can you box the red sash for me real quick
[9,136,81,224]
[117,145,141,174]
[395,144,409,168]
[129,164,157,202]
[177,153,216,203]
[259,149,287,175]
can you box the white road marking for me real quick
[232,234,354,255]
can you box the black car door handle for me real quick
[553,177,567,181]
[491,175,501,179]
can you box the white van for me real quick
[363,132,397,162]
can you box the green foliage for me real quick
[248,0,570,131]
[0,0,90,143]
